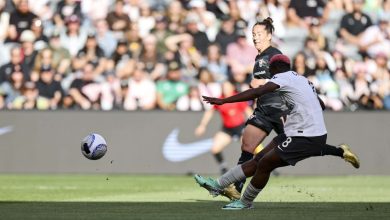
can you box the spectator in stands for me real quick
[196,67,222,110]
[312,55,344,111]
[0,46,29,83]
[187,0,218,41]
[95,19,117,58]
[60,15,87,57]
[287,0,329,28]
[308,19,329,51]
[36,65,63,109]
[258,0,287,39]
[336,0,373,57]
[150,15,174,56]
[176,84,203,111]
[107,39,136,79]
[0,0,8,39]
[139,34,165,81]
[106,0,131,39]
[214,15,238,55]
[30,18,49,51]
[226,30,257,77]
[20,30,38,75]
[124,62,156,110]
[81,0,111,25]
[184,12,210,55]
[156,60,189,111]
[67,62,98,109]
[12,81,50,110]
[166,0,186,34]
[359,14,390,58]
[54,0,83,28]
[201,43,228,82]
[292,52,315,77]
[165,33,202,83]
[47,31,72,77]
[137,2,155,38]
[6,0,37,43]
[74,33,107,76]
[0,65,26,108]
[124,22,143,58]
[371,53,390,109]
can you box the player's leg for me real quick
[223,149,288,209]
[194,135,281,200]
[322,143,360,168]
[211,131,232,174]
[234,124,269,192]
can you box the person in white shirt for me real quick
[195,54,360,210]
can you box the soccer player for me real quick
[226,17,291,198]
[195,81,252,175]
[195,54,360,210]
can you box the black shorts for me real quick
[222,123,245,139]
[246,109,284,135]
[274,133,328,166]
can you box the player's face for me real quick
[252,25,271,51]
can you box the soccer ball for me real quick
[81,133,107,160]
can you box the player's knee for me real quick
[241,139,256,153]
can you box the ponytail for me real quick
[253,17,275,35]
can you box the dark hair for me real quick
[253,17,274,35]
[269,61,291,75]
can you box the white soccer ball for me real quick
[81,133,107,160]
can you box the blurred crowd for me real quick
[0,0,389,111]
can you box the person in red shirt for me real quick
[195,81,252,174]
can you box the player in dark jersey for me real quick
[195,81,252,175]
[229,17,291,198]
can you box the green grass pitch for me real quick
[0,175,389,220]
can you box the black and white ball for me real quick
[81,133,107,160]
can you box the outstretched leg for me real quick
[223,149,288,209]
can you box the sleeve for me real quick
[269,73,289,89]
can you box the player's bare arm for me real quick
[202,82,279,105]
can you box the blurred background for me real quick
[0,0,389,175]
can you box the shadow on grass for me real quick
[0,201,389,220]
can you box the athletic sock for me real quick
[217,165,246,188]
[241,182,262,207]
[323,144,344,157]
[213,152,224,163]
[234,151,253,192]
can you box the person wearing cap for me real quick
[60,14,87,56]
[156,60,189,111]
[197,54,360,209]
[36,65,63,109]
[19,30,38,71]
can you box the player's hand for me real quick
[202,96,224,105]
[195,125,205,137]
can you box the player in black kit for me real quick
[217,18,292,200]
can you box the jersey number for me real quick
[281,137,292,148]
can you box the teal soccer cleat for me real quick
[222,200,253,210]
[194,174,224,197]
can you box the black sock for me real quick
[213,152,224,163]
[234,151,254,193]
[322,144,344,157]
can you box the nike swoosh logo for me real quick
[162,128,213,162]
[0,126,13,136]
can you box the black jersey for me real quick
[252,46,291,120]
[252,46,282,79]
